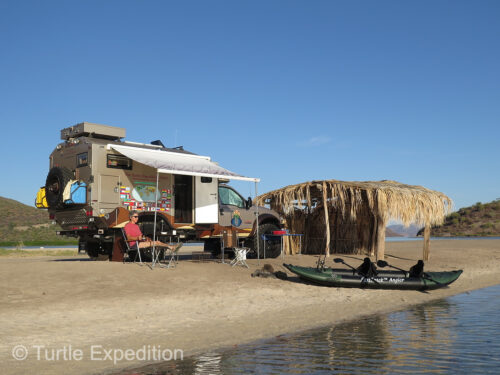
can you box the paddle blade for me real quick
[333,258,344,263]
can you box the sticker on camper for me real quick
[231,210,242,227]
[120,186,131,200]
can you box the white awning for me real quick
[107,144,260,182]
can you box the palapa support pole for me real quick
[322,181,330,257]
[370,216,377,257]
[423,224,431,261]
[255,180,260,266]
[375,216,385,261]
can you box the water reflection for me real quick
[115,285,500,375]
[194,353,222,375]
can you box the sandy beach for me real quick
[2,239,500,375]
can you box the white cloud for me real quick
[301,136,331,147]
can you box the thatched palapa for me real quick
[256,180,452,260]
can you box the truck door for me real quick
[99,175,120,205]
[218,185,252,229]
[174,175,193,223]
[195,176,218,224]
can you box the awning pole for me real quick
[152,170,159,268]
[255,181,260,266]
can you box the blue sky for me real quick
[1,0,499,210]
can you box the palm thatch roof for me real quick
[256,180,452,260]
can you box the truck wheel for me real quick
[85,241,110,261]
[45,167,73,209]
[248,223,281,258]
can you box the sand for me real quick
[1,239,500,375]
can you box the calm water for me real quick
[6,237,498,249]
[386,236,500,242]
[117,284,500,374]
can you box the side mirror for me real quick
[246,197,253,209]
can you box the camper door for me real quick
[195,176,218,223]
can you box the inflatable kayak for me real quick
[283,264,463,290]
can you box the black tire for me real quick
[204,238,222,258]
[45,167,73,209]
[247,223,281,258]
[84,241,110,261]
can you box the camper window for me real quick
[107,154,133,170]
[219,186,245,208]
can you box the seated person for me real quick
[409,260,424,278]
[124,210,175,250]
[356,257,378,277]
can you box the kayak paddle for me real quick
[377,259,445,287]
[376,260,408,276]
[333,257,357,272]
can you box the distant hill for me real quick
[387,224,422,237]
[385,227,403,237]
[0,196,75,245]
[419,199,500,237]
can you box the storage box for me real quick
[223,228,238,248]
[64,181,87,204]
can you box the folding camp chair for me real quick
[164,242,183,268]
[230,247,250,268]
[121,228,143,265]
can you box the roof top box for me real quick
[60,122,126,141]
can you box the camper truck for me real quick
[36,122,281,259]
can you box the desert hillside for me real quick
[0,196,75,245]
[420,199,500,237]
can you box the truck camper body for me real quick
[37,122,281,259]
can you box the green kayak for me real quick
[283,264,463,290]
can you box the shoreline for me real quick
[160,267,500,358]
[108,272,500,375]
[2,239,500,375]
[137,282,500,367]
[108,281,500,375]
[2,235,500,251]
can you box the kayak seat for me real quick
[356,257,378,277]
[409,260,424,278]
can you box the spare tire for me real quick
[45,167,73,209]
